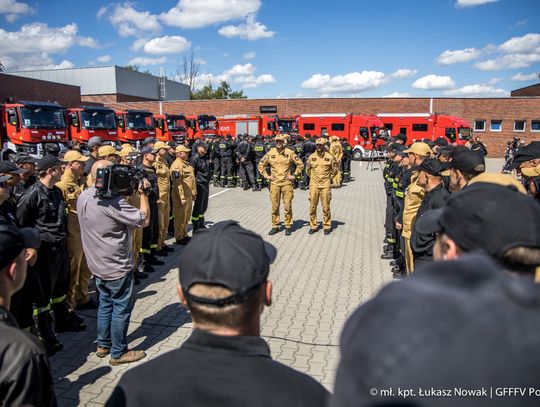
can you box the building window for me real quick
[514,120,526,132]
[531,120,540,132]
[412,123,428,132]
[303,123,315,131]
[474,120,486,131]
[490,120,502,132]
[331,123,345,131]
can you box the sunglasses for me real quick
[0,182,7,188]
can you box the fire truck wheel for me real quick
[352,150,363,161]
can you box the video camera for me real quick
[95,164,150,198]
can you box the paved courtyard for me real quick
[50,158,503,406]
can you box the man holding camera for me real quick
[78,160,150,365]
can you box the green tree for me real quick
[123,65,153,75]
[191,80,246,100]
[0,60,5,72]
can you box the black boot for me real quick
[198,218,207,229]
[36,312,63,356]
[147,252,164,266]
[53,301,86,333]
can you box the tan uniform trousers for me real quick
[309,186,332,230]
[331,163,342,187]
[127,194,143,267]
[404,237,415,275]
[270,183,294,228]
[172,190,193,240]
[157,198,170,250]
[66,215,91,309]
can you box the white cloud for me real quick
[243,51,256,60]
[474,53,540,70]
[131,38,147,51]
[224,63,255,76]
[141,35,191,55]
[98,3,160,37]
[437,48,480,65]
[97,55,112,63]
[443,84,508,97]
[0,0,34,22]
[412,74,455,90]
[194,63,274,89]
[499,33,540,54]
[383,92,411,97]
[2,53,75,71]
[514,19,527,27]
[128,56,166,66]
[391,68,417,79]
[218,14,275,40]
[301,71,388,94]
[160,0,261,29]
[194,57,207,65]
[511,72,538,81]
[78,36,100,49]
[455,0,499,8]
[0,23,78,55]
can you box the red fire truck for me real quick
[217,115,298,137]
[1,101,68,158]
[184,115,218,139]
[376,113,471,145]
[297,113,386,160]
[115,109,157,147]
[66,106,117,147]
[154,113,190,142]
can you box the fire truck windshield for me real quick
[167,117,187,131]
[278,120,295,132]
[458,127,471,140]
[126,113,153,130]
[199,119,216,130]
[81,110,116,130]
[21,107,65,129]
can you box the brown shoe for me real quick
[109,350,146,366]
[96,347,110,358]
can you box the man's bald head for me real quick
[91,160,113,181]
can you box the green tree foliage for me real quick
[191,81,247,100]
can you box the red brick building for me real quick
[106,97,540,157]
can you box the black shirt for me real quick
[190,153,211,185]
[106,329,329,407]
[0,306,57,407]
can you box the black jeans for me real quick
[192,183,209,225]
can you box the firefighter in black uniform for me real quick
[137,146,164,273]
[219,135,234,187]
[190,142,211,232]
[17,155,86,356]
[253,135,266,191]
[236,135,257,190]
[382,144,397,251]
[209,136,221,187]
[341,138,353,182]
[301,135,316,189]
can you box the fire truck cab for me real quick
[115,110,157,148]
[297,113,385,160]
[186,115,218,140]
[1,101,68,158]
[66,106,117,148]
[154,113,189,142]
[263,116,297,136]
[376,113,472,146]
[217,115,298,138]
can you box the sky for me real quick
[0,0,539,98]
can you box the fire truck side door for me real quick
[7,109,19,128]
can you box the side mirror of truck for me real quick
[116,116,125,130]
[7,111,19,128]
[69,113,79,128]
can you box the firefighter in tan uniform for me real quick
[401,142,430,274]
[170,145,196,245]
[152,141,172,253]
[56,150,93,309]
[258,134,304,236]
[307,138,339,235]
[329,136,344,187]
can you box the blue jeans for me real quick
[95,272,135,359]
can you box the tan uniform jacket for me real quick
[170,158,196,200]
[306,152,338,188]
[258,147,304,187]
[402,170,425,239]
[330,142,343,162]
[153,157,170,203]
[57,169,85,218]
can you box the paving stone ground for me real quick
[51,158,503,406]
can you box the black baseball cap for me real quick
[433,137,449,147]
[142,137,157,146]
[415,183,540,261]
[36,155,65,172]
[414,157,443,176]
[178,220,277,307]
[0,161,27,174]
[14,154,36,164]
[0,224,40,270]
[450,148,485,172]
[438,145,454,157]
[333,253,540,407]
[507,141,540,170]
[140,146,158,155]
